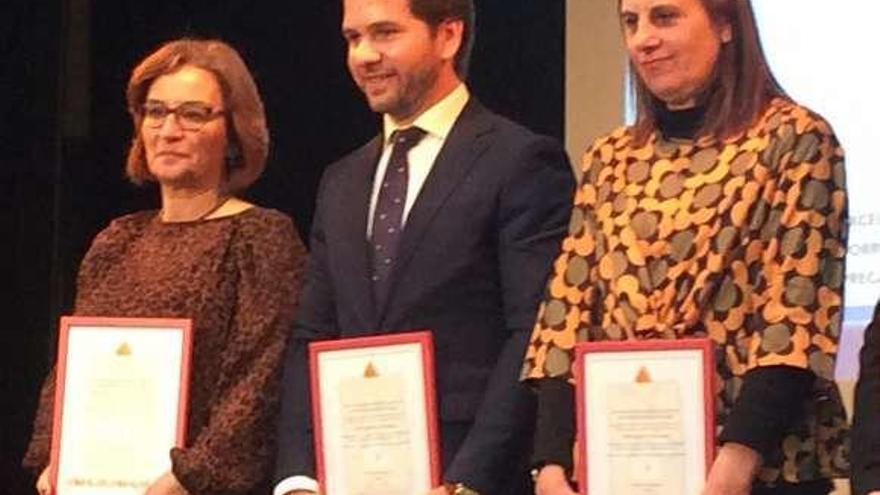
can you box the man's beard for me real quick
[370,61,441,121]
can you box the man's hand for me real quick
[535,464,577,495]
[144,471,189,495]
[36,466,52,495]
[703,442,761,495]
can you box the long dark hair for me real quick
[627,0,786,144]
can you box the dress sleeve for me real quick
[22,372,55,472]
[532,378,576,472]
[520,140,608,473]
[741,110,847,380]
[521,140,608,382]
[170,213,307,494]
[716,110,847,471]
[718,365,814,456]
[21,217,131,472]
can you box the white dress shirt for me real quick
[367,83,470,237]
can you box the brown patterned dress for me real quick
[522,98,850,486]
[23,207,306,494]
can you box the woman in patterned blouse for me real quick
[24,39,306,495]
[525,1,848,494]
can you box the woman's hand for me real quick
[703,443,761,495]
[36,466,52,495]
[144,471,189,495]
[535,464,577,495]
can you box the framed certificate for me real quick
[310,331,440,495]
[575,338,715,495]
[50,316,193,495]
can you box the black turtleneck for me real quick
[656,102,706,140]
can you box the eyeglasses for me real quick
[141,100,226,131]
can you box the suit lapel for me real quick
[337,135,383,329]
[376,101,495,320]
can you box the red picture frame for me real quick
[49,316,193,493]
[574,338,715,495]
[309,330,440,494]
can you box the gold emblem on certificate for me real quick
[115,341,132,356]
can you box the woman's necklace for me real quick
[160,195,230,223]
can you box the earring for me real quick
[225,143,242,169]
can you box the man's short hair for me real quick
[409,0,475,79]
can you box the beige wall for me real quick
[565,0,626,171]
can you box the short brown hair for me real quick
[409,0,475,79]
[627,0,786,144]
[125,38,269,192]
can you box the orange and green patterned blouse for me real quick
[522,98,849,484]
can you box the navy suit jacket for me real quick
[276,99,574,493]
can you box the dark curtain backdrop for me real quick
[1,0,565,492]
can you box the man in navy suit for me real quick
[274,0,573,493]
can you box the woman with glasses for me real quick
[524,0,849,494]
[23,39,306,495]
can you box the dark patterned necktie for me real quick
[370,126,426,308]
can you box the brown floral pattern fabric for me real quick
[23,207,306,494]
[522,98,850,484]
